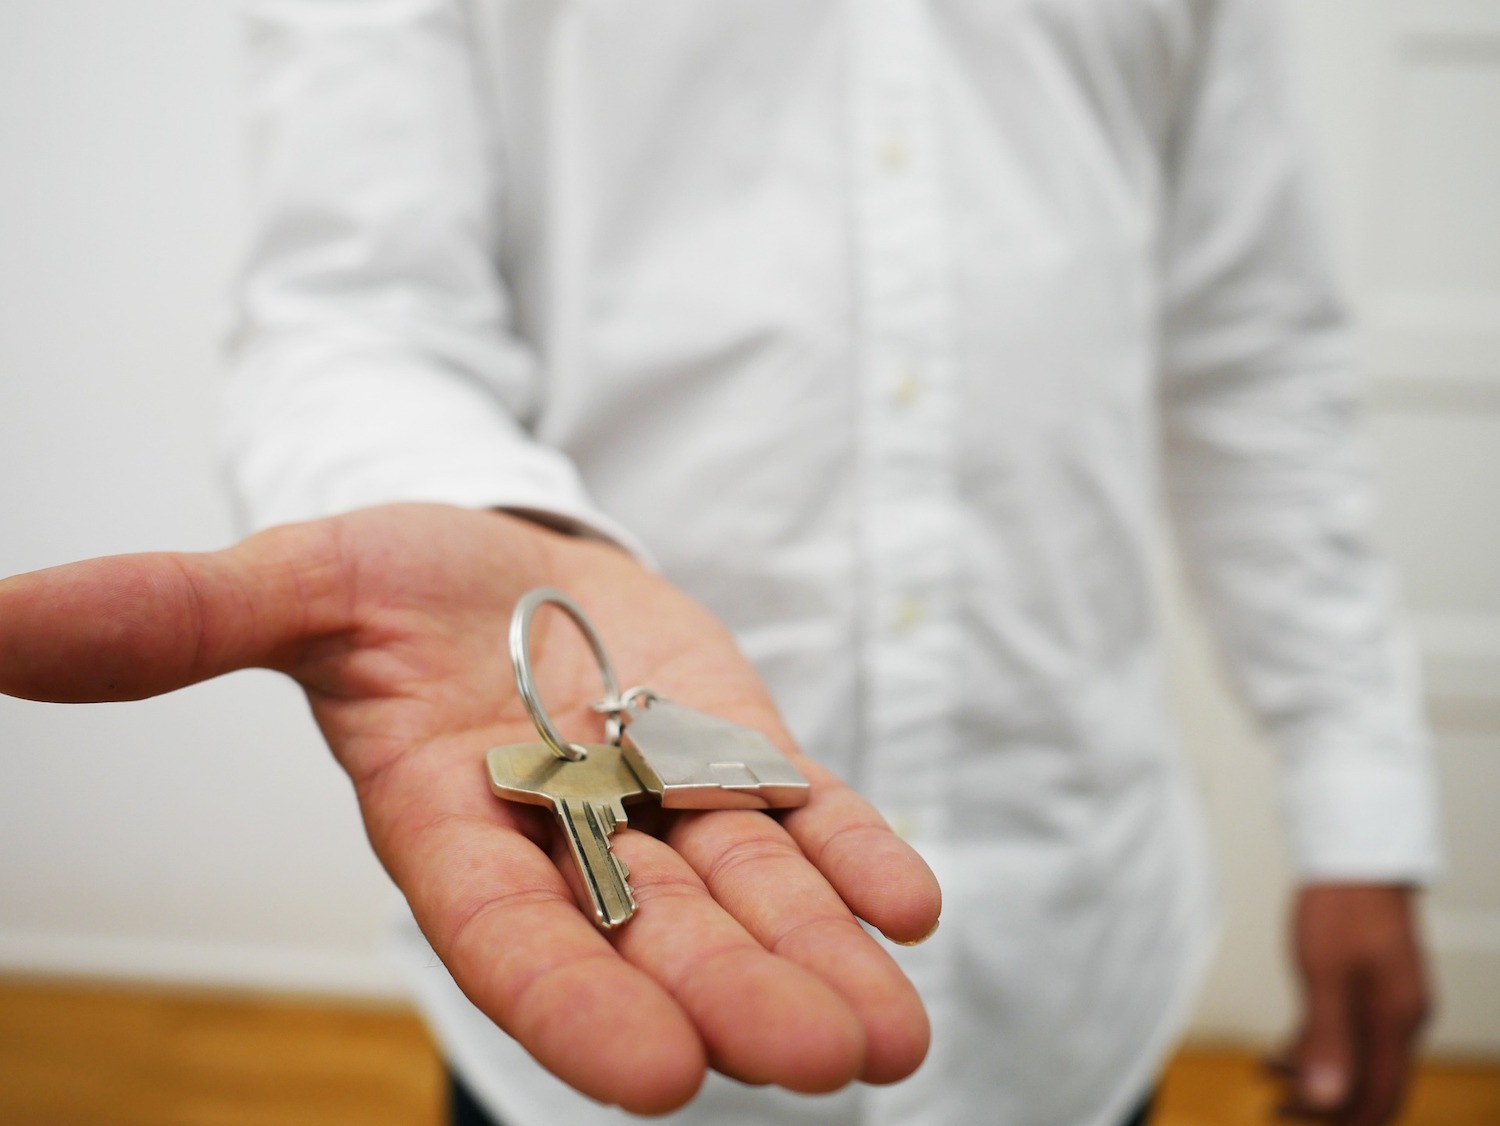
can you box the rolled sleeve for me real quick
[225,0,643,557]
[1159,0,1442,882]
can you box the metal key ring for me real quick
[508,587,621,762]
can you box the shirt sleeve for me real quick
[224,0,645,555]
[1158,0,1442,882]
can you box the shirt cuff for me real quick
[1279,751,1444,884]
[222,353,656,565]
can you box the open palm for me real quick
[0,503,940,1114]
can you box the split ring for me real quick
[508,587,621,761]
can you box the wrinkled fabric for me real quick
[227,1,1442,1123]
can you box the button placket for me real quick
[848,0,959,826]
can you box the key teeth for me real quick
[603,851,635,927]
[579,800,636,928]
[604,798,629,832]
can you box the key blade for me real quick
[559,798,636,928]
[486,741,649,929]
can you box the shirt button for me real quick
[893,595,925,632]
[892,366,924,408]
[880,137,910,171]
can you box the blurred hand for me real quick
[1272,883,1430,1125]
[0,503,941,1114]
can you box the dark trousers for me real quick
[449,1070,502,1126]
[448,1071,1155,1126]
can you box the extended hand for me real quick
[0,503,941,1113]
[1274,883,1430,1125]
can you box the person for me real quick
[0,1,1441,1124]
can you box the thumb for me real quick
[0,522,347,703]
[1295,972,1356,1113]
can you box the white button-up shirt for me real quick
[227,1,1443,1123]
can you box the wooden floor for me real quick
[1,978,1496,1125]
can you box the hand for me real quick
[1272,883,1430,1125]
[0,503,941,1114]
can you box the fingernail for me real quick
[1304,1063,1345,1106]
[892,918,940,947]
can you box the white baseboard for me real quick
[0,929,407,1000]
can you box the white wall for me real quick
[1,0,1496,1058]
[0,1,402,996]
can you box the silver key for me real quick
[487,741,650,928]
[620,695,811,810]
